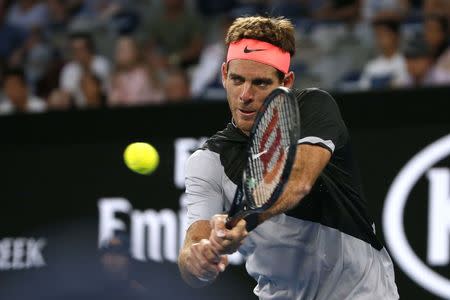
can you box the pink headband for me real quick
[226,38,291,74]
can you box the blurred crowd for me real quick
[0,0,449,115]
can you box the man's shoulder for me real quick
[294,87,333,99]
[201,123,247,153]
[186,148,221,168]
[293,88,336,106]
[188,148,219,162]
[185,148,223,178]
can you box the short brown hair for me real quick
[225,16,296,57]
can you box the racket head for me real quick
[243,86,300,212]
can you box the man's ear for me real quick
[282,71,295,88]
[221,62,227,88]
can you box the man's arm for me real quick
[211,89,342,255]
[178,149,231,286]
[209,144,330,251]
[259,143,331,222]
[178,220,227,287]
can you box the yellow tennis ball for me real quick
[123,142,159,175]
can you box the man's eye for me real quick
[254,80,268,87]
[232,77,244,84]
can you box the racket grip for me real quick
[225,216,241,230]
[226,209,255,229]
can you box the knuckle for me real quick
[190,244,199,253]
[228,232,238,241]
[199,261,208,269]
[200,238,209,245]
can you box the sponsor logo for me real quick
[98,197,244,265]
[244,46,266,53]
[252,150,267,160]
[0,238,46,270]
[383,134,450,299]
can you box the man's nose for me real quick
[240,82,254,103]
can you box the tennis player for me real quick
[178,16,399,299]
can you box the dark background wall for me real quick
[0,87,449,299]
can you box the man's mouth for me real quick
[238,109,256,116]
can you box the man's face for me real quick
[222,59,293,135]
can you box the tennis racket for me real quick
[225,87,300,229]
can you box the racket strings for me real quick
[246,95,295,207]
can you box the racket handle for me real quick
[225,216,241,230]
[225,209,254,229]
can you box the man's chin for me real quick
[235,120,253,134]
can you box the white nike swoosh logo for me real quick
[252,150,267,160]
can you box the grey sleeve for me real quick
[185,149,224,228]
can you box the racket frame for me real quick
[225,87,300,229]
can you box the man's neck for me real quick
[231,119,250,136]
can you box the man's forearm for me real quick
[259,170,311,223]
[178,248,214,288]
[258,145,330,223]
[178,221,222,287]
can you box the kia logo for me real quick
[383,134,450,299]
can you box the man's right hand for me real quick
[186,238,228,282]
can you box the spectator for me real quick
[47,89,73,111]
[68,0,139,34]
[195,0,237,17]
[355,0,411,49]
[189,14,232,99]
[361,0,411,22]
[423,14,450,62]
[399,34,450,87]
[0,68,46,114]
[313,0,361,23]
[6,0,49,31]
[309,0,362,57]
[267,0,312,19]
[163,68,190,103]
[59,32,110,108]
[0,0,27,67]
[98,234,149,300]
[108,35,164,107]
[46,0,72,49]
[34,52,64,101]
[8,28,53,93]
[424,0,450,17]
[423,14,450,81]
[47,0,69,27]
[142,0,205,71]
[359,19,408,89]
[80,71,106,109]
